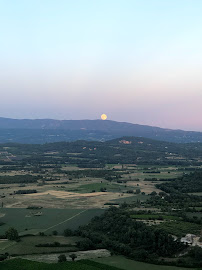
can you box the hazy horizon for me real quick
[1,0,202,131]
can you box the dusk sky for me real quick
[0,0,202,131]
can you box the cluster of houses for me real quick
[119,140,132,144]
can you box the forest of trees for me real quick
[75,207,185,261]
[0,175,41,184]
[157,171,202,193]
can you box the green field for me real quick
[186,212,202,219]
[71,182,126,193]
[131,214,181,221]
[0,235,81,255]
[93,256,198,270]
[0,208,104,235]
[142,173,181,180]
[111,194,150,204]
[0,240,15,251]
[156,221,201,237]
[0,259,121,270]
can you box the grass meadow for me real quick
[93,256,198,270]
[0,208,104,236]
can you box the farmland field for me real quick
[0,139,202,269]
[93,256,197,270]
[156,221,202,237]
[131,214,181,220]
[20,249,111,262]
[0,208,104,236]
[0,235,81,255]
[72,182,126,193]
[111,194,150,204]
[0,258,121,270]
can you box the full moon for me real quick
[101,114,107,120]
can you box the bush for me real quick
[58,254,66,263]
[0,254,7,261]
[76,238,94,250]
[64,228,73,237]
[5,228,19,241]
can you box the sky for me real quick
[0,0,202,131]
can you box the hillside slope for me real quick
[0,117,202,143]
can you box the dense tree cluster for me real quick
[75,207,185,261]
[14,189,37,194]
[0,175,41,184]
[157,172,202,193]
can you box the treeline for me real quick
[0,165,25,172]
[0,175,41,184]
[157,171,202,193]
[65,169,122,180]
[147,191,202,214]
[35,242,72,248]
[14,189,37,194]
[144,177,177,182]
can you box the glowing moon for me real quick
[101,114,107,120]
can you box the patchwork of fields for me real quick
[0,143,202,270]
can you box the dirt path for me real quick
[4,202,20,208]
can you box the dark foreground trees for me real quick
[75,207,185,260]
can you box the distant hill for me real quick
[0,117,202,144]
[1,136,202,167]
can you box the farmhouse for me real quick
[180,234,195,245]
[181,234,202,248]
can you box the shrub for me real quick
[58,254,66,263]
[5,227,19,241]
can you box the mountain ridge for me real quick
[0,117,202,144]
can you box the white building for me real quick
[181,234,202,248]
[180,234,196,245]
